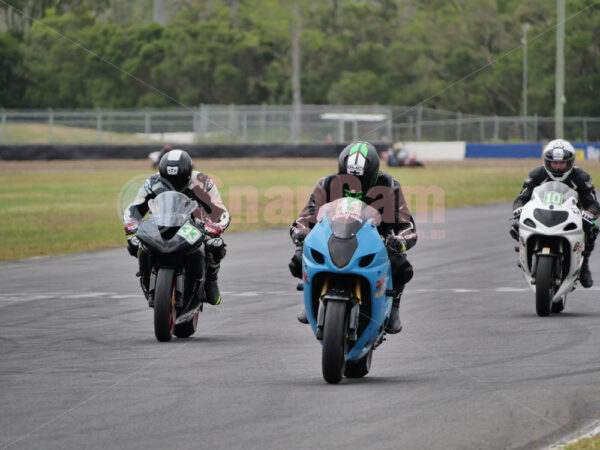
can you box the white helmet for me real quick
[543,139,575,181]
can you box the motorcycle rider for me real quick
[124,149,230,305]
[511,139,599,287]
[289,141,417,334]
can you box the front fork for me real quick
[148,267,185,309]
[316,276,361,343]
[531,239,563,285]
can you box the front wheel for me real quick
[536,256,555,317]
[322,301,348,384]
[154,268,176,342]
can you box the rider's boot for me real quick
[205,264,222,305]
[138,250,152,306]
[385,293,402,334]
[297,306,308,324]
[580,255,593,288]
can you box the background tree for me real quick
[2,0,600,116]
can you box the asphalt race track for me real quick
[2,202,600,450]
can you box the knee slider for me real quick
[401,261,414,284]
[205,237,226,263]
[289,247,303,279]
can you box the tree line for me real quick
[1,0,599,117]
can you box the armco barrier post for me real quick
[192,108,200,143]
[200,104,208,142]
[242,109,248,144]
[493,115,499,141]
[386,108,393,141]
[96,108,103,144]
[480,118,485,141]
[416,105,422,141]
[1,109,6,144]
[259,104,266,144]
[144,108,151,143]
[48,108,54,144]
[228,104,235,144]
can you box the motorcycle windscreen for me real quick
[532,181,578,206]
[148,191,199,227]
[317,197,381,239]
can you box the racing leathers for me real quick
[124,171,230,305]
[289,172,417,333]
[512,166,599,287]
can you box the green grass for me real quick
[564,434,600,449]
[2,123,147,144]
[2,163,600,261]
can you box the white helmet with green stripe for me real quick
[338,141,380,198]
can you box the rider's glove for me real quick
[204,223,223,237]
[385,235,407,254]
[290,227,306,246]
[581,210,597,222]
[509,221,519,241]
[513,207,523,219]
[124,218,139,235]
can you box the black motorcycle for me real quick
[131,191,206,342]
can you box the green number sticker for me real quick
[543,191,563,206]
[337,197,361,214]
[177,222,201,245]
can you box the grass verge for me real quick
[1,159,600,261]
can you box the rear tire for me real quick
[154,268,175,342]
[536,256,555,317]
[173,313,199,338]
[344,348,373,378]
[322,301,348,384]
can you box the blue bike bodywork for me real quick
[302,198,394,371]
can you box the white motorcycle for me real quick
[517,181,587,316]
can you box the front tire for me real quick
[322,301,348,384]
[154,268,176,342]
[536,256,555,317]
[344,348,373,378]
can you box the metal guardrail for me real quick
[1,105,599,145]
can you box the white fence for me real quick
[2,105,600,144]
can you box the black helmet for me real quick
[158,149,193,191]
[543,139,575,181]
[338,141,380,198]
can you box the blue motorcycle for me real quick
[299,197,396,384]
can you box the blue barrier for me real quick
[465,142,600,159]
[465,143,542,159]
[573,142,600,160]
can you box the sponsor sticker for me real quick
[167,166,178,175]
[347,163,364,176]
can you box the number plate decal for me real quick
[543,191,563,206]
[177,222,201,244]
